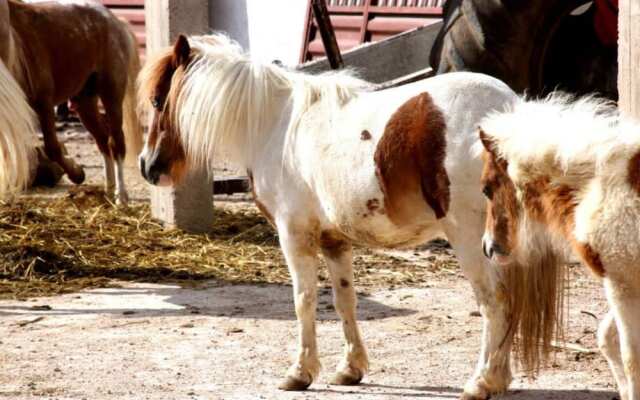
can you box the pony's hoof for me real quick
[278,375,312,391]
[115,191,129,207]
[459,392,490,400]
[329,368,364,386]
[68,168,86,185]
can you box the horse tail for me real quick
[506,223,567,375]
[122,25,144,165]
[0,58,36,197]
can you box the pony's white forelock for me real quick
[480,93,636,186]
[174,33,370,171]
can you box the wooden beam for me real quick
[618,0,640,118]
[311,0,344,69]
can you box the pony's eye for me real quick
[151,96,162,110]
[482,185,493,199]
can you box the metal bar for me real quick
[311,0,344,69]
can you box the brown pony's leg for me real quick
[74,96,115,196]
[99,83,128,205]
[36,102,85,184]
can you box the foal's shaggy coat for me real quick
[138,34,563,399]
[480,95,640,400]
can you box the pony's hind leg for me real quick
[277,220,321,391]
[36,102,85,184]
[605,277,640,400]
[598,310,629,400]
[442,221,512,400]
[74,96,115,196]
[100,89,128,205]
[320,233,368,385]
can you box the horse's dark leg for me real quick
[99,86,128,205]
[74,95,115,197]
[36,101,85,184]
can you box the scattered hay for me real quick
[0,186,459,300]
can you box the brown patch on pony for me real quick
[627,150,640,195]
[360,130,372,141]
[319,230,350,260]
[247,171,275,226]
[374,92,449,224]
[574,243,606,277]
[339,278,349,288]
[366,198,379,212]
[522,178,604,277]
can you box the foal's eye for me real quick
[482,185,493,199]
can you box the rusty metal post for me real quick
[311,0,344,69]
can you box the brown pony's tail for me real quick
[506,231,567,376]
[122,26,144,165]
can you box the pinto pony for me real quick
[5,0,143,204]
[138,34,563,399]
[480,95,640,400]
[0,0,36,197]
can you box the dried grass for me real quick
[0,186,458,299]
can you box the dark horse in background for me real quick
[3,0,143,204]
[430,0,618,99]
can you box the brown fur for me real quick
[7,1,142,182]
[627,150,640,195]
[373,92,449,224]
[319,230,350,260]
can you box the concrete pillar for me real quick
[145,0,214,233]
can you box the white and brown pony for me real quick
[0,0,36,198]
[480,95,640,400]
[138,34,563,399]
[4,0,142,204]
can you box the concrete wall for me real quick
[209,0,307,66]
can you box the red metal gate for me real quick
[301,0,446,62]
[100,0,146,57]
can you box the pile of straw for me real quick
[0,187,457,299]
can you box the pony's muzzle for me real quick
[140,153,173,187]
[482,235,511,265]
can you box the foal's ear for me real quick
[478,128,497,156]
[172,34,191,68]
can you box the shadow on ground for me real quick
[0,282,415,321]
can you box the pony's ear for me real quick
[478,128,497,156]
[172,34,191,68]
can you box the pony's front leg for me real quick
[320,235,368,385]
[605,278,640,400]
[598,310,629,400]
[277,222,321,391]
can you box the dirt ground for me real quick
[0,129,619,399]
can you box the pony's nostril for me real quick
[139,157,147,179]
[482,239,493,259]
